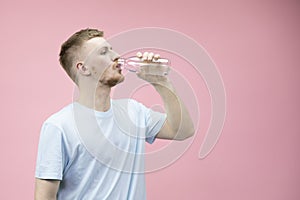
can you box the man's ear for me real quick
[76,62,91,76]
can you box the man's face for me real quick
[80,37,124,87]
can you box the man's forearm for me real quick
[152,79,195,139]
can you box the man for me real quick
[35,28,194,199]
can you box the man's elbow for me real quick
[183,128,195,140]
[174,127,195,141]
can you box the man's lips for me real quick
[113,62,122,73]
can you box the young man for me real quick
[35,28,194,200]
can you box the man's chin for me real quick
[106,76,125,87]
[114,76,125,87]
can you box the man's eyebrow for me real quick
[99,45,112,49]
[92,45,112,53]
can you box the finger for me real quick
[148,52,154,61]
[142,52,149,61]
[154,54,160,60]
[136,52,143,58]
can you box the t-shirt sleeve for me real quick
[136,102,167,144]
[35,122,66,180]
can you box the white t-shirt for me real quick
[35,99,166,200]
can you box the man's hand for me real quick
[135,52,170,83]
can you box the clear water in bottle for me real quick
[117,56,170,76]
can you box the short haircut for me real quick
[59,28,104,82]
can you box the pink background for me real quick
[1,0,299,199]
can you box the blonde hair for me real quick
[59,28,104,82]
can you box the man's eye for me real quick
[100,49,107,55]
[99,47,108,55]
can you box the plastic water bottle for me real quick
[117,56,170,76]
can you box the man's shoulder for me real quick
[44,103,74,126]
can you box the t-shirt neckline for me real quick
[73,101,113,118]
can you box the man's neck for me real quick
[77,85,111,112]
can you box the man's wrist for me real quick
[151,78,176,93]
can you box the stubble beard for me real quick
[99,74,124,87]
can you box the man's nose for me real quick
[111,51,120,62]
